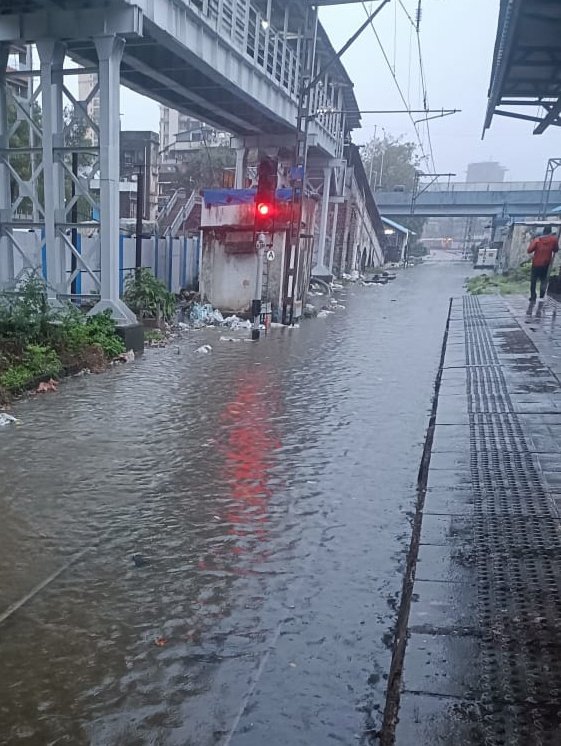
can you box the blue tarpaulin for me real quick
[202,188,296,206]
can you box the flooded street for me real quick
[0,261,467,746]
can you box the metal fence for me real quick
[7,230,200,297]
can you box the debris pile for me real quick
[0,412,17,427]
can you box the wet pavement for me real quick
[394,294,561,745]
[0,261,469,746]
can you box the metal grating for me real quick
[463,296,561,745]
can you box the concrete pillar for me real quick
[327,201,339,274]
[0,44,14,289]
[89,34,136,324]
[234,147,246,188]
[37,40,66,298]
[312,165,332,278]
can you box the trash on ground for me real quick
[219,336,242,343]
[154,637,167,647]
[0,412,17,427]
[223,315,251,330]
[36,379,58,394]
[195,345,212,354]
[118,350,135,363]
[317,310,333,319]
[190,303,224,326]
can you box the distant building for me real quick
[77,73,100,142]
[120,131,160,221]
[159,107,230,160]
[466,161,507,183]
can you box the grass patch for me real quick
[466,262,531,296]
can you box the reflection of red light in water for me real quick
[219,371,281,556]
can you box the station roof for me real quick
[484,0,561,134]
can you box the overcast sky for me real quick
[118,0,559,182]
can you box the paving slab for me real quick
[391,294,561,744]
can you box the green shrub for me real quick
[58,307,125,359]
[25,344,61,376]
[0,273,52,348]
[0,364,34,392]
[124,268,176,321]
[0,343,61,392]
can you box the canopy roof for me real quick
[484,0,561,134]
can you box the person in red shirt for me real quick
[528,225,559,301]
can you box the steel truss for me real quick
[0,38,135,322]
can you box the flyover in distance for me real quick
[374,182,561,218]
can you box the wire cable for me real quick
[397,0,437,173]
[361,1,429,167]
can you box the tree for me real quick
[363,134,420,192]
[363,133,427,252]
[175,145,236,191]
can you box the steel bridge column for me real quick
[37,40,66,299]
[90,34,136,324]
[312,164,332,277]
[0,44,14,289]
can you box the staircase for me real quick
[158,189,200,238]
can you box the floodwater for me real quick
[0,261,468,746]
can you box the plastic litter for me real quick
[0,412,17,427]
[195,344,212,354]
[190,303,224,325]
[317,309,333,319]
[222,315,251,330]
[219,336,242,343]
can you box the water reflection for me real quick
[219,368,281,555]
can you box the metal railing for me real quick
[422,181,561,193]
[157,188,185,223]
[183,0,340,143]
[168,191,198,237]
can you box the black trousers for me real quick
[530,265,549,300]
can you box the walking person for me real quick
[528,225,559,302]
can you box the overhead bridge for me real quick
[375,182,561,218]
[0,0,360,321]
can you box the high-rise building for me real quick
[77,73,100,141]
[466,161,507,183]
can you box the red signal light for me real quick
[257,202,271,217]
